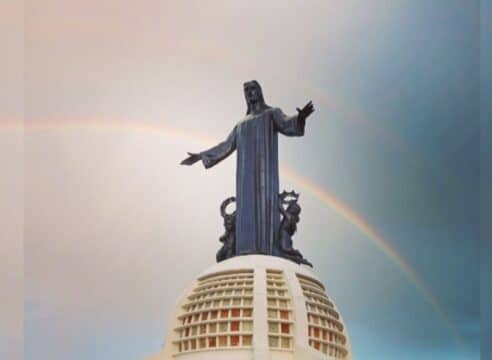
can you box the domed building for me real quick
[146,255,352,360]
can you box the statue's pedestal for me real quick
[145,255,352,360]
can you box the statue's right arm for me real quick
[196,126,237,169]
[181,152,201,166]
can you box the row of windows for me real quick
[309,340,347,358]
[185,308,253,321]
[308,313,343,333]
[268,308,290,320]
[269,335,292,349]
[267,297,290,309]
[198,270,254,284]
[193,271,254,293]
[179,320,254,338]
[178,334,253,352]
[183,296,253,314]
[306,301,340,320]
[193,280,254,294]
[304,292,335,309]
[267,288,287,297]
[190,287,253,301]
[180,308,253,328]
[309,326,346,345]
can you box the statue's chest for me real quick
[237,112,273,134]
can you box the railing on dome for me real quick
[173,270,254,354]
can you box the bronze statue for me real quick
[216,197,236,263]
[276,191,312,266]
[182,80,314,264]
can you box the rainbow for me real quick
[3,118,459,342]
[280,166,461,343]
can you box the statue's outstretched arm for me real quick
[296,101,314,123]
[181,152,201,165]
[180,126,237,169]
[273,101,314,137]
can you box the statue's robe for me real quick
[200,107,305,256]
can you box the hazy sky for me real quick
[1,1,485,359]
[480,1,492,359]
[1,1,24,360]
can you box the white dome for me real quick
[146,255,352,360]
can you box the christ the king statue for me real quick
[181,80,314,261]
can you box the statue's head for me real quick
[244,80,267,114]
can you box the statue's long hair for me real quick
[244,80,271,115]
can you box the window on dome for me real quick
[231,321,240,332]
[230,335,240,346]
[243,335,252,346]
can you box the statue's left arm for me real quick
[273,101,314,137]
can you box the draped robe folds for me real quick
[200,107,305,256]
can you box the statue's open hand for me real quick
[296,101,315,121]
[181,152,201,165]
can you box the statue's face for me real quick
[244,81,262,106]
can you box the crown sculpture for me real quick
[146,81,352,360]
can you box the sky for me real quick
[480,1,492,359]
[0,1,485,359]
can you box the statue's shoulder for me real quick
[237,115,253,126]
[266,106,280,113]
[268,107,283,116]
